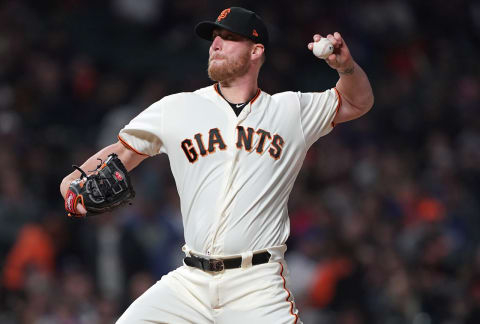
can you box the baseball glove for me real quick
[64,153,135,217]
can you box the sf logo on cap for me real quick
[217,8,231,21]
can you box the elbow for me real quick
[353,93,374,116]
[356,82,374,113]
[358,90,374,114]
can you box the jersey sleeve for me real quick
[298,88,341,147]
[118,100,166,156]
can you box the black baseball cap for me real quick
[195,7,269,47]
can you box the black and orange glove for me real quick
[64,153,135,217]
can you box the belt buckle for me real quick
[209,259,224,272]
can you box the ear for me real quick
[251,44,265,60]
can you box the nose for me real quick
[211,35,222,52]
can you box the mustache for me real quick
[209,54,226,62]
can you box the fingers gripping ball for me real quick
[65,153,135,217]
[313,38,334,59]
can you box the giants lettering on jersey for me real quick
[181,126,284,163]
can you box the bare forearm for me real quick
[336,61,374,111]
[60,141,147,198]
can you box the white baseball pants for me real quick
[116,246,302,324]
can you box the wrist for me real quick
[337,60,356,75]
[60,176,75,198]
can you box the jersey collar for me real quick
[213,83,262,107]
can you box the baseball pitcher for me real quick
[60,7,374,324]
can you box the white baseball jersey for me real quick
[118,84,340,256]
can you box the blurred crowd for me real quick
[0,0,479,323]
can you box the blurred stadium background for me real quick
[0,0,479,323]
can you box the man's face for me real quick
[208,29,253,82]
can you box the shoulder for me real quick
[193,84,219,101]
[270,91,302,108]
[271,91,299,100]
[156,85,217,106]
[161,92,200,103]
[272,89,338,107]
[194,84,216,95]
[149,91,207,110]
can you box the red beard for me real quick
[208,50,250,82]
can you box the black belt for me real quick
[184,251,271,272]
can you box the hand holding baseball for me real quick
[308,32,355,73]
[312,38,334,59]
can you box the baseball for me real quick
[313,38,334,59]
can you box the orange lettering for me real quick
[217,8,231,21]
